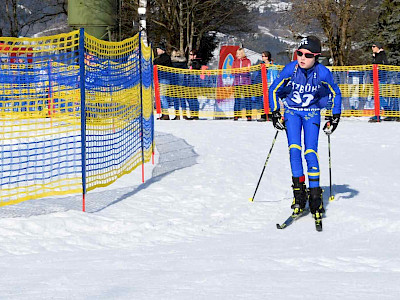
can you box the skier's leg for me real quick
[302,110,324,214]
[303,111,321,188]
[285,110,304,179]
[285,110,306,211]
[309,186,324,214]
[291,176,307,210]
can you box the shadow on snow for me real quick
[0,131,198,218]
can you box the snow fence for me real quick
[154,64,400,119]
[0,30,154,209]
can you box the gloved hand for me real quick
[323,114,340,135]
[271,110,285,131]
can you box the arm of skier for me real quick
[321,69,342,135]
[268,63,293,112]
[268,63,294,130]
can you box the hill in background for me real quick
[2,0,297,65]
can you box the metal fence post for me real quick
[79,28,87,211]
[373,64,381,122]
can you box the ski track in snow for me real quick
[0,118,400,299]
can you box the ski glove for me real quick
[323,114,340,135]
[271,111,285,131]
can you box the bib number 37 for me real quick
[291,91,314,107]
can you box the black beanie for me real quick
[157,42,166,52]
[373,41,383,49]
[298,36,321,54]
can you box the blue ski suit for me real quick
[268,61,342,187]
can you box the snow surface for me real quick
[258,25,297,46]
[208,33,262,68]
[1,118,400,299]
[252,0,291,13]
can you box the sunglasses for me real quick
[296,50,320,58]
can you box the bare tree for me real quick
[148,0,258,54]
[287,0,378,65]
[0,0,67,37]
[1,0,19,37]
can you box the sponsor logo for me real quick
[289,82,321,107]
[299,37,308,46]
[222,53,235,84]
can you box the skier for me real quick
[269,36,342,229]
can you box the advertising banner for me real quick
[217,46,239,101]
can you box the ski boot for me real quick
[309,187,324,231]
[291,176,308,217]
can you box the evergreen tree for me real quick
[380,0,400,64]
[364,0,400,65]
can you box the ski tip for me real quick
[329,196,335,201]
[249,197,254,202]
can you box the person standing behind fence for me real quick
[171,49,189,120]
[154,43,172,120]
[370,42,397,121]
[369,42,388,122]
[187,49,206,120]
[372,41,388,65]
[232,48,252,121]
[257,51,276,122]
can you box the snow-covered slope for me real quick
[258,25,297,46]
[256,0,292,13]
[0,118,400,299]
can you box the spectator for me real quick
[257,51,277,122]
[372,42,388,65]
[262,51,273,66]
[232,48,252,121]
[188,49,199,68]
[154,42,172,120]
[372,42,398,121]
[187,49,207,120]
[369,42,394,121]
[369,42,393,122]
[171,49,189,120]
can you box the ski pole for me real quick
[328,134,334,201]
[249,130,280,202]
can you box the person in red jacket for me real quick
[232,48,252,121]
